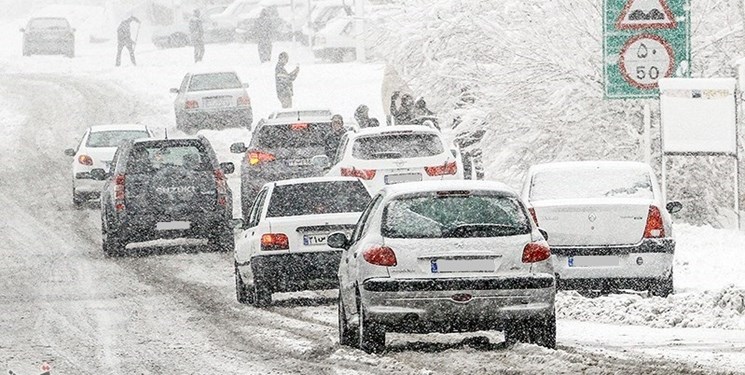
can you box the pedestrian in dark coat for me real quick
[116,15,140,66]
[275,52,299,108]
[256,8,275,63]
[189,9,205,63]
[390,91,415,125]
[324,114,346,159]
[354,104,372,128]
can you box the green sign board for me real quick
[603,0,690,99]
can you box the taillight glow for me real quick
[522,241,551,263]
[424,161,457,176]
[114,173,126,212]
[185,100,199,109]
[291,122,308,130]
[214,169,228,207]
[237,96,251,107]
[248,150,275,166]
[261,233,289,251]
[528,207,539,225]
[78,154,93,166]
[643,205,665,238]
[341,167,376,180]
[363,246,397,267]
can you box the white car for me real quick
[266,108,333,120]
[234,177,371,306]
[330,180,556,353]
[64,124,153,207]
[325,125,464,193]
[171,69,253,133]
[312,17,356,62]
[520,161,683,297]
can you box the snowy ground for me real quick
[1,5,745,375]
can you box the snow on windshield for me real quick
[86,130,148,148]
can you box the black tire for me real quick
[102,211,125,257]
[358,306,385,354]
[235,263,254,304]
[209,227,234,252]
[338,289,359,347]
[252,279,272,307]
[505,313,556,349]
[649,273,674,298]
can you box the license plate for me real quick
[303,234,328,246]
[203,97,232,108]
[385,173,422,185]
[156,221,191,231]
[287,158,312,167]
[431,258,495,273]
[567,256,619,267]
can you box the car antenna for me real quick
[164,128,168,140]
[297,111,300,121]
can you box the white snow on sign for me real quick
[659,78,737,154]
[616,0,677,30]
[620,34,674,89]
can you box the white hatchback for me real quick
[325,125,464,193]
[521,161,683,297]
[64,124,153,207]
[234,177,371,306]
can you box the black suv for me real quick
[97,136,235,256]
[230,115,345,221]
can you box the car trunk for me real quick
[266,212,360,251]
[351,154,453,186]
[126,167,217,217]
[188,89,240,109]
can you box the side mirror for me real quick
[220,162,235,174]
[242,82,250,88]
[90,168,108,181]
[230,218,245,230]
[64,148,76,156]
[169,88,180,94]
[327,232,349,250]
[311,155,330,169]
[230,142,247,154]
[666,201,683,214]
[538,228,549,241]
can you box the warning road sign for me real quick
[616,0,677,30]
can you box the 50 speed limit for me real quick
[619,34,674,90]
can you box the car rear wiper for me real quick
[371,151,403,159]
[442,223,521,238]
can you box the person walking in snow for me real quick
[189,9,205,63]
[390,91,415,125]
[275,52,299,108]
[116,15,140,67]
[256,8,275,63]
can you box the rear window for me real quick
[188,73,242,91]
[29,18,69,29]
[383,192,531,239]
[274,110,331,119]
[127,143,212,174]
[353,133,444,160]
[87,130,149,148]
[254,122,334,148]
[529,167,654,201]
[266,181,370,217]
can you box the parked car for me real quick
[97,136,235,256]
[211,0,262,39]
[323,125,464,194]
[65,124,154,207]
[152,5,232,49]
[171,70,253,133]
[21,17,75,57]
[332,180,556,353]
[520,161,683,297]
[229,113,342,220]
[235,1,310,45]
[312,17,356,62]
[234,177,371,306]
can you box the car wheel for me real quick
[209,227,234,252]
[102,229,125,257]
[649,272,674,298]
[252,279,272,307]
[358,305,385,354]
[338,289,359,347]
[505,312,556,349]
[234,263,255,304]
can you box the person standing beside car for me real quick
[324,114,347,159]
[275,52,299,108]
[189,9,205,63]
[116,15,140,67]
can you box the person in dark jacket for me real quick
[116,15,140,67]
[324,114,346,159]
[189,10,205,63]
[390,91,415,125]
[256,8,275,63]
[354,104,372,128]
[275,52,299,108]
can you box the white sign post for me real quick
[659,78,740,229]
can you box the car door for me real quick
[235,187,270,267]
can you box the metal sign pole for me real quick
[644,101,652,165]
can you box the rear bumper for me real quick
[360,275,555,333]
[113,211,228,242]
[556,276,669,291]
[249,250,342,292]
[73,176,104,195]
[179,108,253,129]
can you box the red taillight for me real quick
[291,122,308,130]
[78,154,93,166]
[341,167,376,180]
[643,205,665,238]
[363,246,397,267]
[528,207,539,225]
[185,100,199,109]
[114,173,126,212]
[261,233,289,251]
[522,241,551,263]
[237,96,251,107]
[214,169,228,207]
[424,161,457,176]
[248,150,275,166]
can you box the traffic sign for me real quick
[604,0,690,99]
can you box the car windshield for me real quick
[86,130,149,148]
[266,181,370,217]
[382,192,531,239]
[530,167,654,201]
[254,122,335,148]
[353,133,444,160]
[188,73,242,91]
[28,18,69,30]
[127,143,211,173]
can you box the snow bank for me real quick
[674,223,745,292]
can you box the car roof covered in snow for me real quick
[267,108,333,120]
[261,115,333,125]
[89,124,149,133]
[353,125,441,137]
[528,160,653,174]
[186,68,241,77]
[382,180,517,199]
[271,176,363,187]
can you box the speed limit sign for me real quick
[619,34,674,90]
